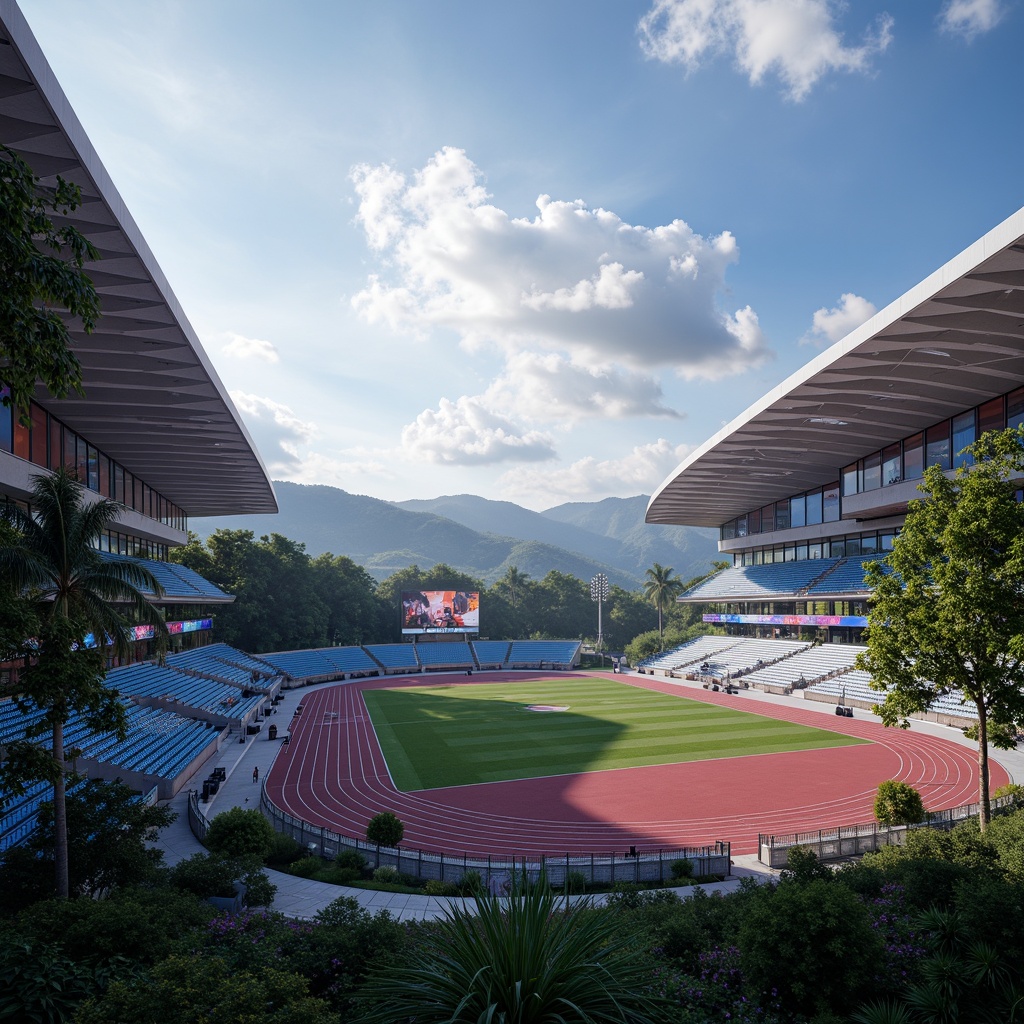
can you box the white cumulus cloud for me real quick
[939,0,1005,39]
[400,396,556,466]
[219,331,280,363]
[230,391,317,474]
[485,351,682,423]
[802,292,877,346]
[498,438,695,505]
[638,0,894,101]
[350,147,770,380]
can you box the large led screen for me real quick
[401,590,479,634]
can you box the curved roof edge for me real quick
[0,0,277,516]
[648,204,1024,528]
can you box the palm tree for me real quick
[501,564,530,609]
[643,563,684,644]
[0,468,165,898]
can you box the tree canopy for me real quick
[859,426,1024,829]
[0,145,100,416]
[0,468,165,897]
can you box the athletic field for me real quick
[362,676,867,791]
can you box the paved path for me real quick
[154,668,1020,921]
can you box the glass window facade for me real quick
[0,396,186,531]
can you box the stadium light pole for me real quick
[590,573,609,663]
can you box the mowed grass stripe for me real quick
[362,677,866,791]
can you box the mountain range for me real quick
[192,481,719,590]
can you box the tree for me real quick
[858,426,1024,831]
[0,468,165,898]
[642,563,685,644]
[500,564,529,609]
[365,811,404,848]
[204,806,276,860]
[0,145,100,417]
[874,780,926,826]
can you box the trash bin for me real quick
[201,780,212,802]
[283,734,290,745]
[268,723,278,740]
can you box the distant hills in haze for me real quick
[192,481,719,590]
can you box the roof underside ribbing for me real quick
[647,206,1024,528]
[0,1,277,516]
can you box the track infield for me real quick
[266,671,1009,856]
[361,677,867,791]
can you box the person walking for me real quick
[252,766,259,783]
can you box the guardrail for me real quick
[258,787,730,888]
[759,793,1016,867]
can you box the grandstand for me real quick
[507,640,581,669]
[648,205,1024,646]
[414,641,475,671]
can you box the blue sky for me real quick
[18,0,1024,510]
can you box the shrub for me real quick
[875,780,926,825]
[372,866,401,884]
[670,858,694,880]
[335,848,367,873]
[994,782,1024,809]
[564,870,587,895]
[780,846,833,883]
[204,807,276,860]
[168,853,237,899]
[237,861,277,907]
[424,879,459,897]
[289,856,324,879]
[264,831,304,867]
[366,812,404,848]
[458,870,483,896]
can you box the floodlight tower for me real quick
[590,572,609,654]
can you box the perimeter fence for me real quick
[257,788,731,888]
[759,793,1016,867]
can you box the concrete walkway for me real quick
[154,668,1019,921]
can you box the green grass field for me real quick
[361,676,867,792]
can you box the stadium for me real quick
[0,0,1018,878]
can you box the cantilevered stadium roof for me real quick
[0,1,277,516]
[648,205,1024,528]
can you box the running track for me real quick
[265,673,1008,857]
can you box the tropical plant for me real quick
[642,563,685,643]
[357,879,665,1023]
[0,145,100,417]
[500,564,530,609]
[0,468,166,898]
[858,426,1024,829]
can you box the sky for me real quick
[17,0,1024,511]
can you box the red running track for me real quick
[265,673,1008,857]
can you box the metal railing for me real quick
[759,793,1016,867]
[258,787,730,888]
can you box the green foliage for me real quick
[874,780,926,826]
[859,426,1024,828]
[204,806,276,860]
[423,879,459,896]
[670,858,694,880]
[643,563,685,640]
[167,853,238,899]
[265,830,305,867]
[290,856,324,879]
[371,865,401,883]
[564,869,588,894]
[0,469,166,898]
[738,879,885,1017]
[366,811,404,848]
[0,145,100,415]
[9,886,211,967]
[0,937,129,1024]
[779,846,834,884]
[458,869,484,896]
[357,880,665,1023]
[335,847,367,873]
[73,952,340,1024]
